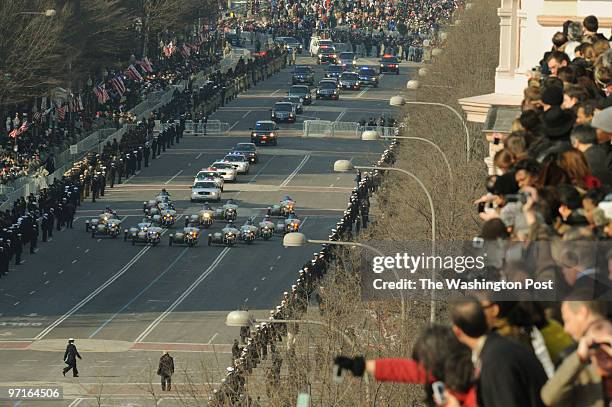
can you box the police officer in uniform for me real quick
[137,147,143,171]
[144,142,150,167]
[41,212,49,242]
[132,150,139,173]
[14,233,22,265]
[152,136,158,159]
[62,338,82,377]
[91,175,99,203]
[109,160,117,188]
[99,171,106,197]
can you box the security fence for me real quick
[303,120,398,139]
[183,119,231,135]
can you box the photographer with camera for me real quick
[541,295,611,407]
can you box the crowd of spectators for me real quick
[334,12,612,407]
[0,28,226,187]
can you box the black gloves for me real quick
[334,355,366,377]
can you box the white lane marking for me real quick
[279,155,310,188]
[253,287,258,292]
[84,249,90,254]
[242,110,251,118]
[206,333,219,344]
[13,301,19,306]
[34,244,155,340]
[261,277,266,280]
[195,152,203,160]
[270,89,281,96]
[357,87,369,98]
[88,248,189,338]
[68,398,84,407]
[299,216,309,229]
[29,291,36,295]
[335,110,346,122]
[276,256,281,260]
[44,281,50,285]
[164,170,183,185]
[134,247,230,343]
[229,121,240,132]
[72,259,77,264]
[248,155,276,184]
[58,270,63,274]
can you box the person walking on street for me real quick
[157,351,174,391]
[62,338,82,377]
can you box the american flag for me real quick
[76,95,84,112]
[126,64,143,81]
[9,121,29,138]
[163,41,176,58]
[93,84,109,104]
[33,111,42,122]
[111,75,126,96]
[179,44,191,58]
[137,57,153,73]
[57,105,66,120]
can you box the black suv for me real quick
[292,66,315,85]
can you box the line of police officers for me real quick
[208,141,399,406]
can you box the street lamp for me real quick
[334,160,438,322]
[16,9,56,17]
[389,95,471,161]
[225,310,371,401]
[360,131,453,188]
[283,232,406,322]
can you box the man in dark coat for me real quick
[157,351,174,391]
[62,338,82,377]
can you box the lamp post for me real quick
[360,131,453,188]
[334,160,438,322]
[283,232,406,322]
[16,9,56,17]
[389,95,471,161]
[226,310,371,402]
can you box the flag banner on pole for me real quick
[126,64,143,81]
[111,75,126,96]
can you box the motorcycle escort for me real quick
[208,221,240,247]
[91,218,122,239]
[258,216,275,240]
[215,199,238,222]
[187,205,215,229]
[124,221,163,246]
[85,209,118,232]
[169,226,200,247]
[267,196,296,218]
[239,218,258,244]
[276,214,302,234]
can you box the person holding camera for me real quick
[541,296,611,407]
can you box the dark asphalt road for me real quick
[0,53,416,405]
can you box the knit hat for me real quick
[591,106,612,133]
[541,86,564,106]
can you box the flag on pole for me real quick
[111,75,126,96]
[93,84,109,104]
[57,105,66,120]
[137,57,153,73]
[179,44,191,58]
[163,41,176,57]
[126,64,143,81]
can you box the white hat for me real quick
[68,338,74,342]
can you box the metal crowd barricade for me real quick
[303,120,333,137]
[332,121,360,138]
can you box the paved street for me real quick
[0,53,416,406]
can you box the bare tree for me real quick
[0,0,68,106]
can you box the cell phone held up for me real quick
[432,381,446,405]
[505,192,529,204]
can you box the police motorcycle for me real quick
[239,217,259,244]
[258,215,275,240]
[143,189,175,213]
[187,204,215,229]
[124,220,163,246]
[169,226,200,247]
[214,199,238,222]
[267,196,295,217]
[85,208,120,235]
[275,213,302,234]
[90,216,122,238]
[208,220,240,247]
